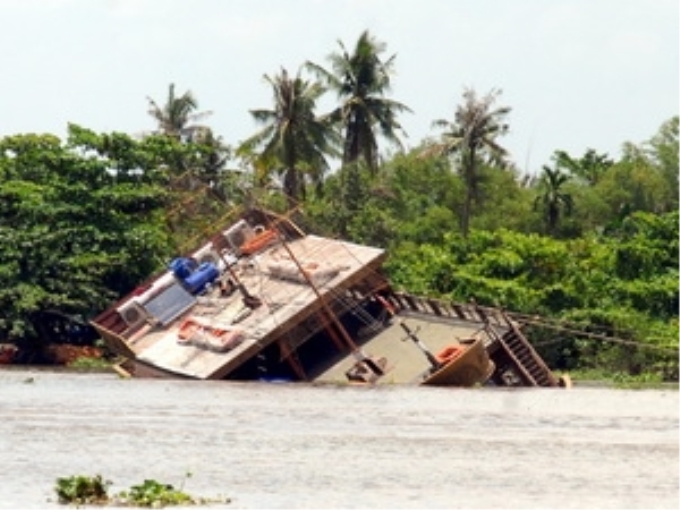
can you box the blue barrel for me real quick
[169,257,197,280]
[184,262,220,295]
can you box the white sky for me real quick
[0,0,677,174]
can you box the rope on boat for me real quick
[506,314,678,353]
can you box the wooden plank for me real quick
[89,322,136,359]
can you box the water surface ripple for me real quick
[1,369,677,509]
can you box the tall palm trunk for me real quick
[283,165,300,210]
[460,147,477,237]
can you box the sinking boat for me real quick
[91,207,563,388]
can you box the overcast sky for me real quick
[1,0,677,174]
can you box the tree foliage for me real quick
[0,125,222,355]
[238,68,340,208]
[146,83,212,142]
[533,164,574,236]
[426,88,511,236]
[306,29,411,173]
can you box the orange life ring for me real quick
[436,344,465,365]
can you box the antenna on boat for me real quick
[397,321,441,370]
[375,295,440,370]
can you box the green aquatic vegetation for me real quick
[54,473,230,507]
[55,474,111,505]
[117,479,195,507]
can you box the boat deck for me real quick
[103,234,386,379]
[312,311,496,385]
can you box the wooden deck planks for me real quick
[129,235,386,379]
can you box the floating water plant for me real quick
[54,473,230,507]
[116,479,195,507]
[55,474,111,505]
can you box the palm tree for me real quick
[553,148,613,185]
[147,83,233,210]
[238,68,340,209]
[427,88,511,236]
[147,83,212,142]
[306,30,411,173]
[533,165,574,235]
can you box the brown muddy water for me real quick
[0,368,677,509]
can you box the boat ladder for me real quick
[496,327,558,387]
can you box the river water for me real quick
[0,368,677,509]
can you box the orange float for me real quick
[177,317,244,352]
[240,229,277,256]
[435,344,465,365]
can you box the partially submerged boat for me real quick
[91,208,563,388]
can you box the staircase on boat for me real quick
[486,325,558,387]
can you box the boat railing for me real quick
[384,291,512,330]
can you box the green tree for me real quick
[238,68,340,209]
[469,164,536,234]
[553,148,613,185]
[146,83,212,142]
[533,165,574,236]
[595,152,673,222]
[147,83,234,210]
[306,30,411,173]
[427,88,511,236]
[603,116,680,215]
[307,148,462,246]
[646,116,679,207]
[0,128,173,359]
[385,222,677,380]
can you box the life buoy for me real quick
[436,344,465,365]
